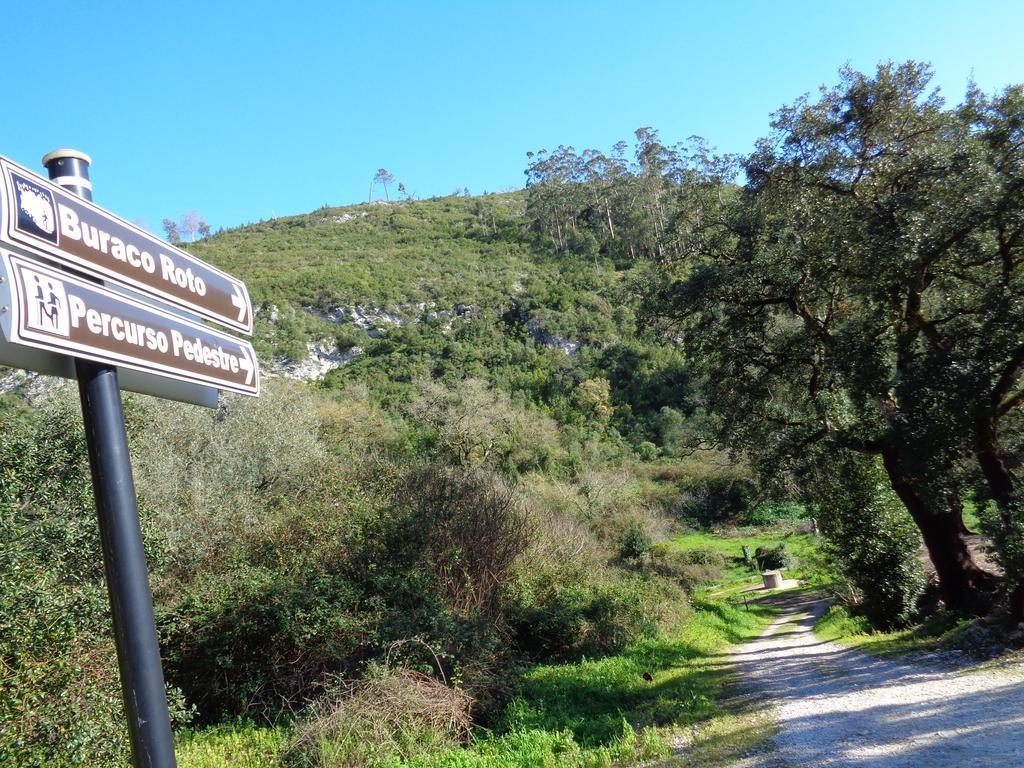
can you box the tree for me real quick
[524,145,587,251]
[523,134,697,262]
[948,82,1024,618]
[162,218,181,245]
[178,211,209,243]
[373,169,395,201]
[652,62,1024,614]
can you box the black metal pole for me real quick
[42,149,177,768]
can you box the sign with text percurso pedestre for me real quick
[0,250,259,396]
[0,156,252,334]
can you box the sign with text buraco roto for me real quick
[0,155,253,334]
[0,250,259,396]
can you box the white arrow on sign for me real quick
[238,344,254,386]
[231,284,247,323]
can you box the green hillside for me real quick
[197,193,538,313]
[189,191,685,453]
[194,191,633,361]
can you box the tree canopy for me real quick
[650,62,1024,613]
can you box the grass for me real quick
[813,604,974,658]
[962,497,983,532]
[176,599,777,768]
[659,707,779,768]
[176,722,290,768]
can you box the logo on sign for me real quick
[24,268,70,338]
[12,173,59,244]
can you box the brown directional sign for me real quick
[0,251,259,396]
[0,156,253,334]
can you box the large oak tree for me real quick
[653,63,1024,613]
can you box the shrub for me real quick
[741,500,806,527]
[402,464,533,620]
[618,520,653,560]
[0,392,188,765]
[649,548,727,589]
[0,400,121,766]
[283,666,473,767]
[507,569,659,661]
[677,548,727,567]
[810,452,927,629]
[635,441,660,461]
[162,460,534,726]
[131,381,336,587]
[754,544,791,571]
[671,477,755,526]
[161,557,374,724]
[574,467,673,550]
[406,378,562,474]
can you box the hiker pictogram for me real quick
[24,269,69,337]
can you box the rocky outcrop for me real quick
[0,369,59,401]
[269,341,362,381]
[525,318,580,355]
[327,212,368,225]
[261,297,580,383]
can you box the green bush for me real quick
[507,569,659,661]
[677,548,727,567]
[618,520,653,560]
[0,393,188,766]
[753,544,791,571]
[161,559,371,723]
[130,382,335,587]
[649,548,727,589]
[672,477,755,526]
[160,453,534,725]
[810,452,927,629]
[635,441,660,461]
[741,500,806,527]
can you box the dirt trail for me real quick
[726,592,1024,767]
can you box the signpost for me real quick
[0,148,261,768]
[0,155,252,334]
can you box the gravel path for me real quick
[734,592,1024,767]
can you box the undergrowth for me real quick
[178,599,776,768]
[814,604,973,658]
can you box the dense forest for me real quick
[2,61,1023,767]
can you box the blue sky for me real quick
[3,1,1023,233]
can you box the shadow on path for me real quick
[728,591,1024,768]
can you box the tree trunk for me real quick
[978,443,1013,510]
[977,440,1024,621]
[881,446,994,612]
